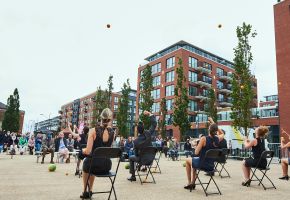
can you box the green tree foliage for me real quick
[205,88,218,123]
[158,97,167,138]
[106,75,114,109]
[93,86,107,124]
[139,65,154,129]
[230,23,256,136]
[117,79,131,137]
[173,58,190,138]
[2,88,20,132]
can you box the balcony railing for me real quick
[195,78,212,88]
[195,62,212,74]
[218,99,233,107]
[218,85,232,94]
[195,92,209,100]
[217,72,232,81]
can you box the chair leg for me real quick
[148,167,156,184]
[108,177,117,200]
[211,176,222,195]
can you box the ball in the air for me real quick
[218,24,222,28]
[48,164,56,172]
[106,24,111,28]
[125,163,130,170]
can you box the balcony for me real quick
[84,108,88,113]
[195,63,212,74]
[58,110,63,114]
[195,78,212,88]
[218,86,232,94]
[194,93,209,100]
[218,99,233,107]
[217,72,232,82]
[84,101,88,106]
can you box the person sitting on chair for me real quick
[55,132,69,163]
[41,133,55,164]
[127,110,156,182]
[19,134,28,155]
[80,108,115,199]
[184,123,224,190]
[279,129,290,180]
[241,126,269,186]
[28,135,35,155]
[184,139,193,158]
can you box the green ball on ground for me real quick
[48,164,56,172]
[125,163,130,169]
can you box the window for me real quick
[166,71,175,82]
[216,68,224,77]
[188,86,198,96]
[201,89,208,96]
[151,63,161,74]
[165,114,173,125]
[165,85,174,96]
[166,99,174,110]
[188,100,197,112]
[152,102,160,113]
[114,97,118,103]
[166,57,175,68]
[188,115,196,123]
[151,89,160,99]
[188,71,198,82]
[202,75,212,84]
[114,105,118,111]
[153,76,161,87]
[218,94,225,102]
[204,62,212,70]
[189,57,198,68]
[217,80,224,89]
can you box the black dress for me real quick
[245,138,267,169]
[83,126,114,175]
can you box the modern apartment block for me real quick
[274,0,290,141]
[59,89,137,136]
[136,40,258,140]
[34,116,61,132]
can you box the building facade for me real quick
[136,40,258,141]
[60,89,137,136]
[34,116,61,132]
[0,102,25,133]
[274,0,290,142]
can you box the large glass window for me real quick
[189,86,198,96]
[166,99,174,110]
[189,57,198,68]
[152,102,160,113]
[217,80,224,89]
[114,105,118,111]
[189,71,198,82]
[216,67,224,77]
[151,63,161,74]
[204,62,212,70]
[188,100,197,112]
[202,75,212,84]
[114,97,118,103]
[165,114,173,125]
[218,94,225,102]
[166,71,175,82]
[165,85,175,96]
[153,76,161,87]
[166,57,175,69]
[151,89,160,99]
[188,115,196,123]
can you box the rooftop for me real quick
[144,40,235,69]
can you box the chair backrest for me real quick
[139,146,158,165]
[261,150,274,159]
[205,149,223,159]
[92,147,122,159]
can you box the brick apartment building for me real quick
[274,0,290,142]
[0,102,25,133]
[60,90,137,136]
[136,40,258,140]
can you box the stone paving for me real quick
[0,153,289,200]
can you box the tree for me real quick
[173,58,190,139]
[93,86,107,124]
[117,79,131,137]
[158,97,167,138]
[230,22,256,137]
[106,75,114,109]
[139,65,154,129]
[2,88,20,132]
[205,88,218,123]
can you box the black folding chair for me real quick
[215,148,231,178]
[83,147,122,200]
[249,150,276,190]
[135,146,158,185]
[193,149,223,196]
[151,146,162,174]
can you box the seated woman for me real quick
[184,122,224,190]
[241,126,269,186]
[80,108,115,199]
[279,129,290,180]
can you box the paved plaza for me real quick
[0,153,289,200]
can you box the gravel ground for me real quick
[0,153,289,200]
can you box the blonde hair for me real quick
[100,108,113,120]
[257,126,269,138]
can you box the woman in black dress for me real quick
[242,126,269,186]
[80,108,115,199]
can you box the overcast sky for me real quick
[0,0,279,132]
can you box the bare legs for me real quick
[82,172,95,192]
[281,159,289,177]
[242,160,250,180]
[185,158,197,185]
